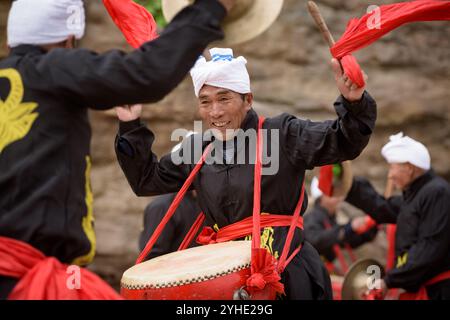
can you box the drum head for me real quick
[121,241,251,290]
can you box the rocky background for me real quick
[1,0,449,289]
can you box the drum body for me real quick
[121,241,276,300]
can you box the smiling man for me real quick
[346,133,450,300]
[115,48,377,299]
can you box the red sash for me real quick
[0,236,122,300]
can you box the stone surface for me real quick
[1,0,449,290]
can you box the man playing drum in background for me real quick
[115,47,377,299]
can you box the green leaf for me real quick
[133,0,167,28]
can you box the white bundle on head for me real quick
[190,48,251,97]
[381,132,431,170]
[7,0,85,48]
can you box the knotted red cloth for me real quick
[103,0,159,48]
[246,248,284,295]
[0,236,122,300]
[331,0,450,87]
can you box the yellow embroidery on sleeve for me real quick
[72,156,96,266]
[0,68,38,153]
[396,252,408,268]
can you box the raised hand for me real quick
[115,104,142,122]
[331,58,368,102]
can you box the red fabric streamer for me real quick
[0,237,122,300]
[386,224,397,270]
[331,0,450,87]
[103,0,159,48]
[318,165,333,196]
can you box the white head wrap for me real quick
[7,0,85,48]
[381,132,431,170]
[190,48,251,97]
[310,177,323,201]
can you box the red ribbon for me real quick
[331,0,450,87]
[103,0,159,48]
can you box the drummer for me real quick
[115,48,377,299]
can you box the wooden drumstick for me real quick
[307,1,336,47]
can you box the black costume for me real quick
[0,0,226,299]
[139,192,202,259]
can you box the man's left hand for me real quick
[331,58,368,102]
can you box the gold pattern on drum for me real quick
[0,68,39,154]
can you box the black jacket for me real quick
[304,202,377,264]
[139,192,202,259]
[346,172,450,296]
[0,0,226,265]
[115,92,377,299]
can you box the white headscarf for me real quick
[7,0,85,48]
[381,132,431,170]
[190,48,251,97]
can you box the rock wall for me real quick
[1,0,449,289]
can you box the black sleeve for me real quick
[276,92,377,169]
[115,119,191,196]
[345,177,402,224]
[32,0,226,109]
[304,213,343,254]
[384,186,450,290]
[343,223,378,248]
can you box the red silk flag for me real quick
[331,0,450,87]
[103,0,159,48]
[318,165,333,196]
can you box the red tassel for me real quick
[103,0,159,48]
[247,248,284,294]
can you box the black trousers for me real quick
[0,276,18,300]
[281,241,333,300]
